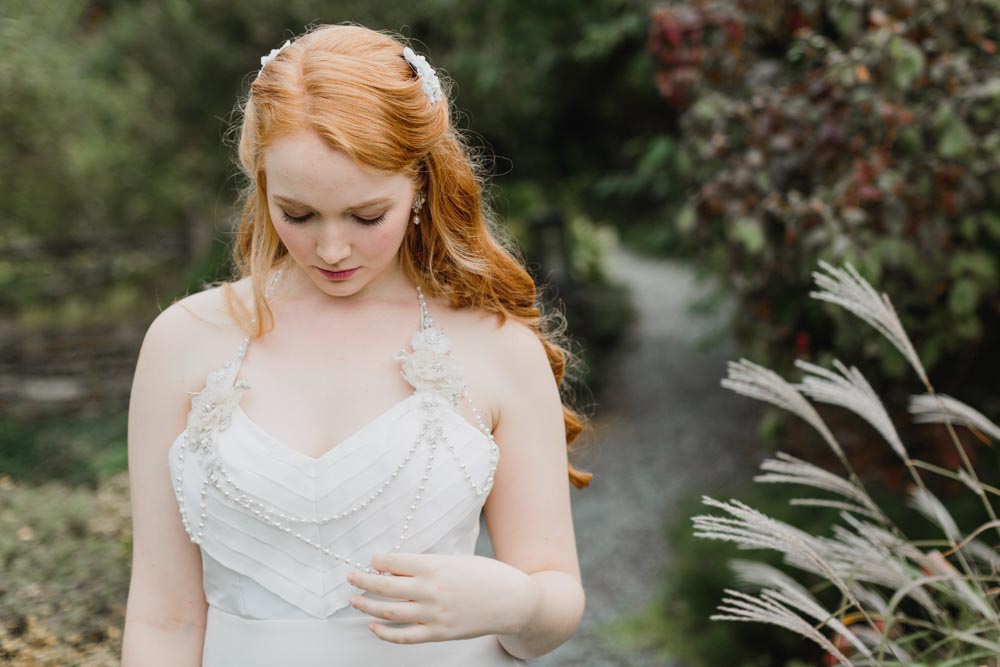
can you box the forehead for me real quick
[263,129,410,202]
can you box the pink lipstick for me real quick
[317,267,359,281]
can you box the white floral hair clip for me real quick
[402,46,443,106]
[257,39,292,79]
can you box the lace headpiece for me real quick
[256,39,292,81]
[402,46,443,106]
[253,38,443,107]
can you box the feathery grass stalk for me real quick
[722,359,878,510]
[809,262,999,626]
[812,262,1000,545]
[721,358,902,551]
[909,394,1000,444]
[711,587,855,666]
[808,261,928,388]
[695,259,1000,665]
[731,560,875,659]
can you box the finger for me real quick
[351,596,428,624]
[370,551,435,577]
[368,619,438,644]
[348,569,419,600]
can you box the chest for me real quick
[236,332,417,459]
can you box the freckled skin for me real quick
[263,127,417,303]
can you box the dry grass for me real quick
[694,261,1000,666]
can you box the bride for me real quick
[122,22,590,666]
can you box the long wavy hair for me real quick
[220,22,592,489]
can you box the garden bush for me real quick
[641,0,999,407]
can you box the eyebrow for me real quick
[272,194,392,210]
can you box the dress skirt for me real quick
[202,605,528,666]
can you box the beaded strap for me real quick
[415,285,496,444]
[235,267,286,365]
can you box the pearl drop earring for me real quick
[411,191,427,225]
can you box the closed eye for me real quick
[354,213,387,226]
[281,210,311,224]
[279,210,386,226]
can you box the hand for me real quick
[346,551,540,644]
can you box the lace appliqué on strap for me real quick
[392,327,466,408]
[185,361,249,456]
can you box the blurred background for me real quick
[1,0,997,665]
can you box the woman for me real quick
[122,22,591,666]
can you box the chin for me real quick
[313,273,370,294]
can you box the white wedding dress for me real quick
[166,270,527,666]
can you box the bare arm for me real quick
[121,300,214,665]
[483,320,586,660]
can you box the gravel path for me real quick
[480,245,768,666]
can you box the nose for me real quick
[316,224,352,266]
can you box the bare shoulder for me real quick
[430,302,555,410]
[161,276,253,334]
[139,278,253,393]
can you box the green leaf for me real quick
[938,116,973,160]
[949,279,980,315]
[728,216,765,254]
[954,315,982,340]
[950,250,998,285]
[896,124,924,156]
[637,135,676,181]
[675,204,697,234]
[888,36,925,91]
[827,3,862,40]
[690,93,728,127]
[981,212,1000,241]
[958,216,978,240]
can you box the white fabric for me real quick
[166,310,526,665]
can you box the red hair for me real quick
[222,22,592,489]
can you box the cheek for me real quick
[271,216,309,254]
[362,220,408,258]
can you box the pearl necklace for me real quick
[173,268,499,576]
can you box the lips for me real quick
[317,266,359,280]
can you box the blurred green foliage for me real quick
[0,411,128,488]
[0,0,653,401]
[0,0,658,311]
[631,0,999,403]
[0,471,131,663]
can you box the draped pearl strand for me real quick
[173,268,499,576]
[415,285,499,497]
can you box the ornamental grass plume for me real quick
[692,260,1000,666]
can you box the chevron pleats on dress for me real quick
[167,396,496,619]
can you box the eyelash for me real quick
[280,211,387,226]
